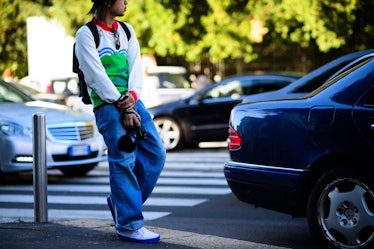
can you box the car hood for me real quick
[0,101,94,128]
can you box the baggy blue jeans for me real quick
[94,100,166,231]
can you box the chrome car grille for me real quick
[47,122,95,141]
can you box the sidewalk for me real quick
[0,219,289,249]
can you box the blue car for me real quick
[224,53,374,249]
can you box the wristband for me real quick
[129,90,138,103]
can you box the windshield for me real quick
[0,80,35,103]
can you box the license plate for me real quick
[68,145,91,156]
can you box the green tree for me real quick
[1,0,374,80]
[250,0,373,53]
[198,1,256,62]
[0,0,52,78]
[50,0,92,36]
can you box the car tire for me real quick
[307,167,374,249]
[153,117,182,151]
[58,163,97,177]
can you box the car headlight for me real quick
[0,122,32,137]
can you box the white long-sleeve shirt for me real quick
[75,19,144,107]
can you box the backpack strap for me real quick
[118,21,131,41]
[72,43,79,73]
[74,21,130,73]
[72,21,99,74]
[86,21,131,47]
[86,21,100,48]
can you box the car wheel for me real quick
[58,163,97,177]
[307,167,374,249]
[153,117,182,151]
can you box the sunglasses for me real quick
[114,28,120,50]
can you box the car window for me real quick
[292,73,332,93]
[148,73,190,89]
[326,53,374,83]
[202,78,291,100]
[0,82,34,103]
[307,56,374,97]
[249,80,290,94]
[291,52,374,94]
[202,80,245,99]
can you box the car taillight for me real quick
[228,127,242,150]
[46,80,52,93]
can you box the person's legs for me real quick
[95,104,144,231]
[133,100,166,203]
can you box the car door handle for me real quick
[371,124,374,130]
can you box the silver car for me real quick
[0,79,107,179]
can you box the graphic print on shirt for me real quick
[91,48,129,107]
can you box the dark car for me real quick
[242,49,374,103]
[148,73,300,151]
[224,53,374,249]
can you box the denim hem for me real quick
[115,219,144,232]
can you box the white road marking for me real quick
[0,195,207,207]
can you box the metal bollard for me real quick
[32,113,48,223]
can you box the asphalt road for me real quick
[148,190,318,248]
[0,146,319,248]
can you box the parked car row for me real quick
[224,51,374,249]
[148,73,300,151]
[3,48,373,247]
[149,50,374,152]
[141,66,195,108]
[19,76,80,97]
[19,66,194,114]
[0,79,107,181]
[14,82,67,105]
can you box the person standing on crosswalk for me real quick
[75,0,166,244]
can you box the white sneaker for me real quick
[117,227,160,244]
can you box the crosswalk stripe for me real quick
[164,163,223,170]
[0,209,170,223]
[157,178,227,185]
[153,186,231,195]
[0,185,230,195]
[70,171,226,180]
[0,195,207,207]
[161,171,224,178]
[166,152,229,161]
[0,151,231,222]
[57,176,227,185]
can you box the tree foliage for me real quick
[1,0,373,79]
[0,0,53,77]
